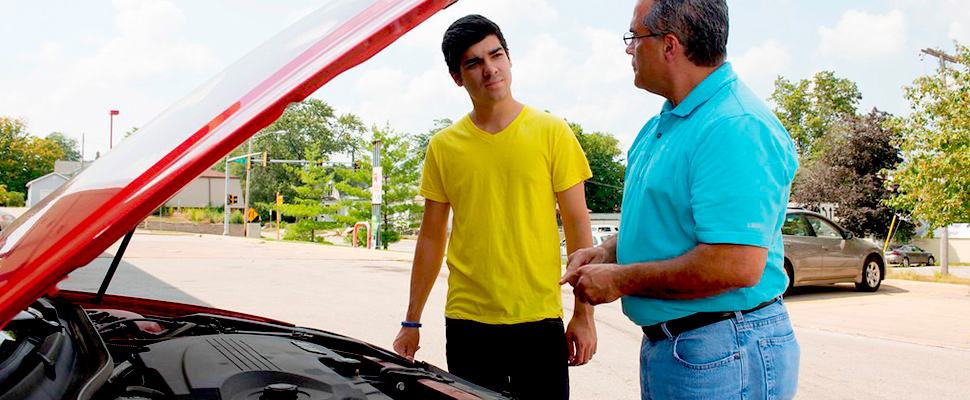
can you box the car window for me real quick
[807,216,842,238]
[911,245,923,252]
[782,213,811,236]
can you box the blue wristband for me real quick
[401,321,422,328]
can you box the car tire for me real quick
[901,257,910,268]
[783,261,795,296]
[927,256,935,266]
[856,256,883,292]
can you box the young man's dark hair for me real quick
[441,14,509,76]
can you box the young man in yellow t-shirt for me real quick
[392,14,597,399]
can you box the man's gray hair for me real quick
[641,0,728,67]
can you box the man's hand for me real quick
[561,263,625,305]
[565,246,612,274]
[565,316,597,366]
[393,327,420,362]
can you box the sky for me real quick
[1,0,968,161]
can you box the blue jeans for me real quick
[639,300,799,400]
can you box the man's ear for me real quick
[450,71,464,87]
[661,34,681,61]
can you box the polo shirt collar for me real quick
[662,62,737,118]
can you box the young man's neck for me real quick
[468,97,524,134]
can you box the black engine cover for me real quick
[136,334,391,400]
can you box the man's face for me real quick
[452,34,512,104]
[627,0,663,93]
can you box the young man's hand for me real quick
[565,316,597,365]
[393,327,421,361]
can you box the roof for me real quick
[24,172,69,188]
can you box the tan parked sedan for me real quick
[782,209,886,293]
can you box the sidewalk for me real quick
[897,265,970,279]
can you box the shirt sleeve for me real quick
[419,138,449,203]
[689,116,797,247]
[551,122,593,193]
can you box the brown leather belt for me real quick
[641,298,779,342]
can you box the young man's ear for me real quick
[450,71,463,87]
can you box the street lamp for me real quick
[109,110,120,149]
[245,130,286,232]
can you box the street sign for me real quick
[276,194,284,205]
[246,207,258,222]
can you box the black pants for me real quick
[445,318,569,400]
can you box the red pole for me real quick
[109,110,119,149]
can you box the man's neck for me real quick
[469,98,524,134]
[666,62,723,107]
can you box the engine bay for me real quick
[0,297,506,400]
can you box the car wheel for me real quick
[783,261,795,296]
[856,257,883,292]
[901,257,910,268]
[927,256,935,266]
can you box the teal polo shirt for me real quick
[617,63,798,326]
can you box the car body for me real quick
[782,209,886,293]
[885,244,935,267]
[0,1,513,399]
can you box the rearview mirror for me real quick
[844,231,854,240]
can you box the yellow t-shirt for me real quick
[420,105,592,324]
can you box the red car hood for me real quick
[0,0,456,327]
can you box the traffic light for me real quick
[353,160,362,170]
[262,151,269,167]
[315,159,325,166]
[227,194,237,205]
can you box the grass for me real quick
[887,269,970,286]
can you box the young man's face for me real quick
[451,34,512,105]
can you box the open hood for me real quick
[0,0,457,327]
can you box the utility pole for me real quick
[371,140,382,250]
[919,47,958,275]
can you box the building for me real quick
[163,169,243,209]
[25,173,70,208]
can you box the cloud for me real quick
[730,40,791,98]
[950,21,970,44]
[818,10,907,59]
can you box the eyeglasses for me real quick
[623,31,664,45]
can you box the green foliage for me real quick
[568,122,625,213]
[229,210,245,224]
[182,208,228,223]
[229,99,366,207]
[0,117,65,192]
[771,71,862,159]
[886,44,970,229]
[45,132,81,161]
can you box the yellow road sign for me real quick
[247,207,258,222]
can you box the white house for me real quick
[25,173,70,208]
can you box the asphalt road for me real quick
[60,232,970,399]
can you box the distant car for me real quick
[591,224,619,234]
[0,210,14,232]
[561,232,615,256]
[782,209,886,293]
[885,244,934,267]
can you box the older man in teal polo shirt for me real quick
[560,0,800,399]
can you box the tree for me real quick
[792,109,911,240]
[227,99,365,209]
[770,71,862,159]
[568,122,625,213]
[0,117,64,193]
[886,44,970,233]
[46,132,80,161]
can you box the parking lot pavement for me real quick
[62,232,970,400]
